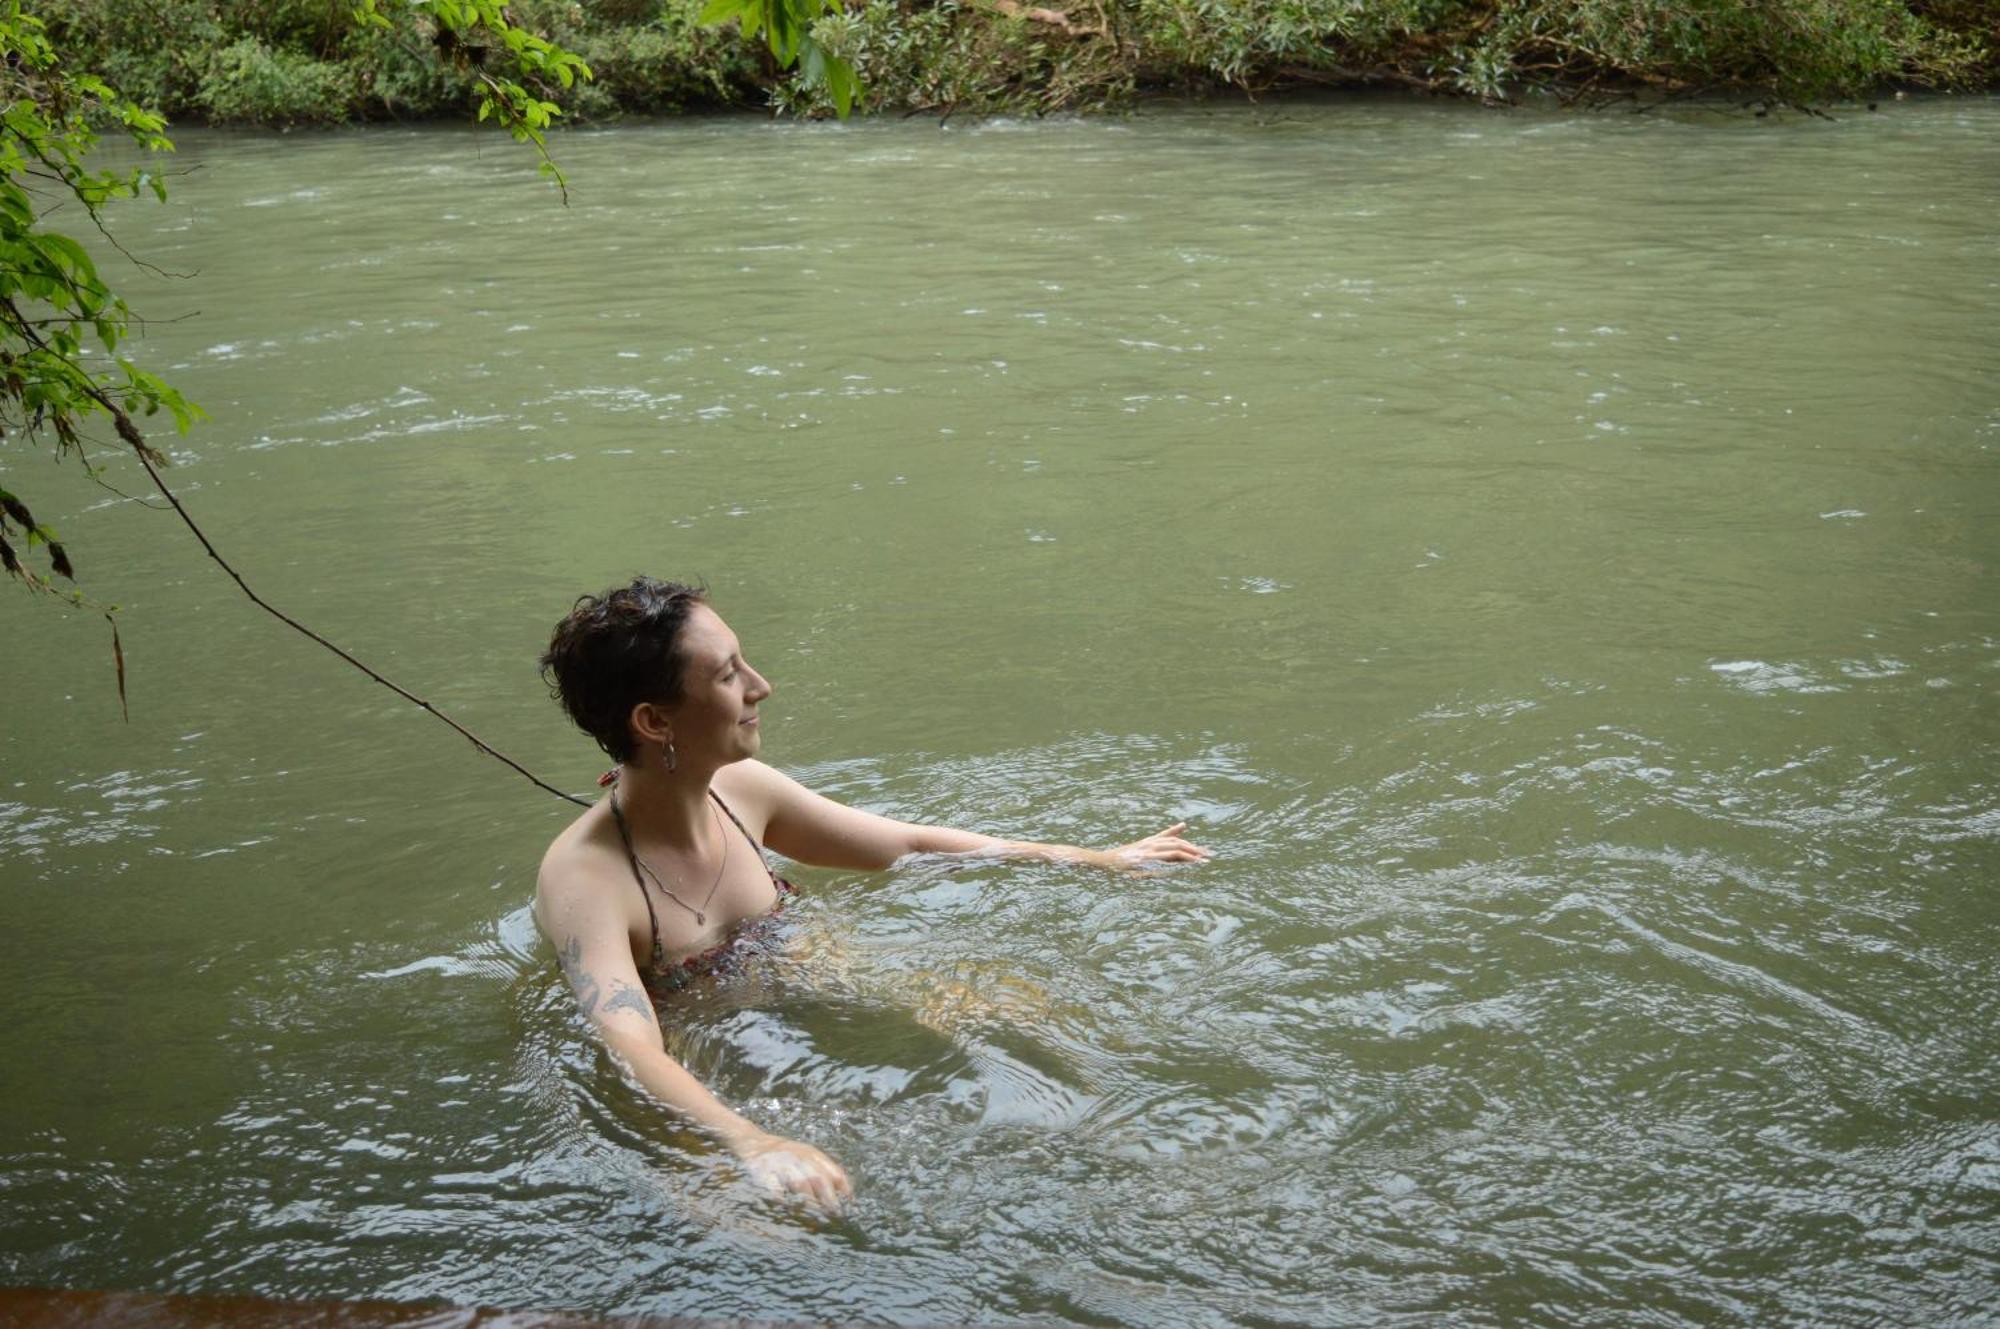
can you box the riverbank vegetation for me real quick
[39,0,2000,124]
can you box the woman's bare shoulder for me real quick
[712,759,795,838]
[536,803,624,904]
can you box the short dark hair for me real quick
[540,576,708,763]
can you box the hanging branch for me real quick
[130,441,591,807]
[4,295,589,808]
[124,420,591,807]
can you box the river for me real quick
[1,96,1996,1325]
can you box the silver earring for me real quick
[663,738,677,774]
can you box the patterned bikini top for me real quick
[608,786,795,993]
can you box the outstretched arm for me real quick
[732,760,1212,872]
[533,872,852,1214]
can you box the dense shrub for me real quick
[215,0,357,55]
[1446,0,1996,103]
[340,17,476,121]
[196,36,356,124]
[508,0,765,117]
[796,0,1998,114]
[40,0,224,112]
[792,0,1135,115]
[36,0,2000,124]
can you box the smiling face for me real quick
[647,603,771,769]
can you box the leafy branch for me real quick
[357,0,595,200]
[0,0,193,608]
[700,0,864,115]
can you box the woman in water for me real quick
[535,577,1210,1214]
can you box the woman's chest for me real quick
[627,850,781,966]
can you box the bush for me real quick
[340,17,477,120]
[35,0,2000,124]
[196,36,357,125]
[1453,0,1993,102]
[38,0,224,114]
[539,2,766,117]
[216,0,358,55]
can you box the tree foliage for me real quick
[699,0,861,112]
[0,0,188,602]
[357,0,595,195]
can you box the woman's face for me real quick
[663,604,771,767]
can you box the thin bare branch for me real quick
[2,293,590,809]
[83,465,170,509]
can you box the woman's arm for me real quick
[730,760,1211,872]
[533,869,852,1214]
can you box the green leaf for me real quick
[797,37,859,116]
[830,57,858,117]
[765,0,802,63]
[698,0,758,25]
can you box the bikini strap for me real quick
[607,788,665,970]
[708,789,782,890]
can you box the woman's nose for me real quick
[748,667,772,701]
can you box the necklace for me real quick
[609,788,730,927]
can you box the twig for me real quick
[84,466,170,509]
[22,138,198,280]
[106,613,126,721]
[3,296,590,809]
[9,309,201,330]
[131,433,591,805]
[86,209,197,281]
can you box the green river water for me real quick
[1,97,1996,1326]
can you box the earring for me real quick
[663,738,677,774]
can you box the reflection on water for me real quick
[1,98,1997,1326]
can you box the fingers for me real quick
[746,1144,852,1217]
[798,1160,850,1216]
[801,1153,852,1210]
[1145,824,1212,860]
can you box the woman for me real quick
[534,577,1209,1214]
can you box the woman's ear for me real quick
[627,700,674,750]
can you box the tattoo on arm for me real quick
[558,935,654,1028]
[558,934,603,1019]
[603,983,655,1023]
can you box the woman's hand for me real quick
[732,1131,853,1216]
[1105,821,1212,869]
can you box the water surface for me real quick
[1,97,1996,1326]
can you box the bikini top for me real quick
[608,787,795,992]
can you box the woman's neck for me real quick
[611,759,719,846]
